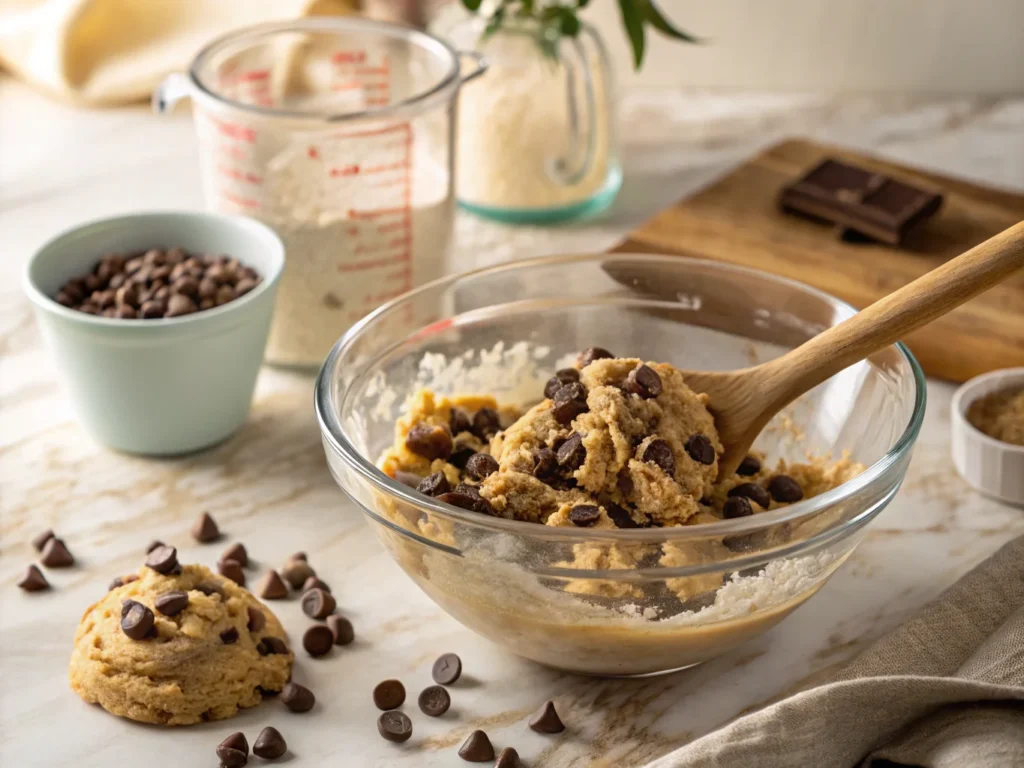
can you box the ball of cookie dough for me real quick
[69,564,293,726]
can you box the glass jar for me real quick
[444,17,621,223]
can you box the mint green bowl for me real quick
[22,211,284,455]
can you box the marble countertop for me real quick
[2,76,1023,767]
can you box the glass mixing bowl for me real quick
[315,254,926,676]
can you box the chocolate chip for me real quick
[449,408,472,436]
[577,347,614,368]
[529,700,565,733]
[437,487,494,515]
[219,558,245,586]
[405,423,453,460]
[216,732,248,767]
[736,454,762,476]
[551,382,589,425]
[623,364,662,399]
[302,576,331,593]
[641,438,676,476]
[289,551,307,562]
[31,529,55,552]
[728,482,771,509]
[280,559,315,590]
[769,474,804,503]
[220,627,239,644]
[120,600,155,640]
[257,637,289,656]
[191,511,220,542]
[373,679,406,710]
[17,564,49,592]
[253,726,287,759]
[532,446,558,479]
[145,540,164,554]
[417,684,451,717]
[417,471,450,497]
[465,452,499,480]
[221,542,248,567]
[247,605,266,632]
[471,407,501,440]
[569,504,601,527]
[139,300,164,318]
[166,293,196,317]
[377,711,412,743]
[280,681,314,711]
[495,747,521,768]
[108,573,139,591]
[303,625,334,657]
[144,544,177,574]
[458,730,495,762]
[544,368,580,398]
[327,614,354,645]
[723,496,753,519]
[556,432,586,470]
[605,502,640,529]
[196,581,224,598]
[40,538,74,568]
[684,434,716,465]
[432,652,462,685]
[301,587,336,619]
[448,445,476,469]
[155,590,189,616]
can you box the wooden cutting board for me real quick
[612,138,1024,382]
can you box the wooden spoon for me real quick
[680,221,1024,478]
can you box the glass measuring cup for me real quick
[155,18,486,368]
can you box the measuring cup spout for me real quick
[153,73,193,114]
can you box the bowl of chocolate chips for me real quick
[23,211,284,455]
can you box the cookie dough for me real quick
[69,564,293,725]
[967,386,1024,445]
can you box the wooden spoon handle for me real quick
[763,221,1024,407]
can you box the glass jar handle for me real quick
[458,50,489,84]
[546,33,599,187]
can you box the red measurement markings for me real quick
[338,255,408,272]
[332,50,367,64]
[221,191,260,209]
[329,164,360,177]
[217,166,262,184]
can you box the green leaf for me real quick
[483,6,506,39]
[461,0,483,11]
[640,0,701,43]
[617,0,646,68]
[557,8,581,36]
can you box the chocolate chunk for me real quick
[769,474,804,503]
[684,434,715,465]
[551,382,589,425]
[418,685,451,717]
[144,544,177,574]
[437,487,494,515]
[195,581,224,598]
[405,423,453,460]
[723,496,754,519]
[373,679,406,710]
[216,732,249,768]
[145,540,165,554]
[301,587,336,619]
[532,447,558,479]
[280,681,314,711]
[529,700,565,733]
[569,504,601,527]
[247,605,266,632]
[257,637,289,656]
[155,590,189,616]
[220,627,239,644]
[280,559,315,590]
[302,576,331,593]
[623,364,662,399]
[303,625,334,657]
[377,711,413,743]
[219,558,245,586]
[728,482,771,509]
[448,445,476,469]
[641,438,676,476]
[736,455,762,476]
[471,408,501,440]
[577,347,614,368]
[191,511,220,542]
[31,529,55,552]
[41,538,74,568]
[495,747,521,768]
[327,614,354,646]
[458,730,495,762]
[17,564,49,592]
[605,502,640,529]
[556,433,586,470]
[544,368,580,398]
[432,652,462,685]
[450,408,472,436]
[120,600,155,640]
[221,542,248,567]
[417,471,450,497]
[253,726,287,759]
[465,452,499,480]
[108,574,139,591]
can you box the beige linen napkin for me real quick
[0,0,356,105]
[647,533,1024,768]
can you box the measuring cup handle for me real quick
[153,72,193,114]
[457,50,489,84]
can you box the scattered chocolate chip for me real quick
[301,587,336,620]
[449,408,472,436]
[377,710,413,743]
[220,627,239,644]
[605,502,640,529]
[219,558,245,586]
[327,614,354,645]
[247,605,266,632]
[551,382,589,425]
[281,559,315,590]
[280,681,314,711]
[302,576,331,593]
[155,590,189,616]
[736,454,762,476]
[373,679,406,711]
[17,564,49,592]
[191,511,220,542]
[405,423,453,460]
[417,684,451,717]
[40,538,74,568]
[145,540,164,554]
[556,433,586,470]
[195,581,225,598]
[437,487,494,515]
[723,496,754,519]
[465,452,499,480]
[253,726,287,760]
[728,482,771,509]
[258,637,289,657]
[448,445,476,469]
[769,474,804,503]
[684,434,716,465]
[471,408,501,440]
[303,625,334,657]
[258,570,289,599]
[532,446,558,479]
[31,529,55,552]
[623,364,662,399]
[495,747,521,768]
[417,471,451,497]
[216,732,249,767]
[221,542,248,567]
[432,652,462,685]
[641,438,676,476]
[144,544,177,574]
[458,730,495,762]
[577,347,614,368]
[120,600,155,640]
[529,700,565,733]
[569,504,601,527]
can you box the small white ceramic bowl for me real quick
[23,211,284,455]
[951,368,1024,506]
